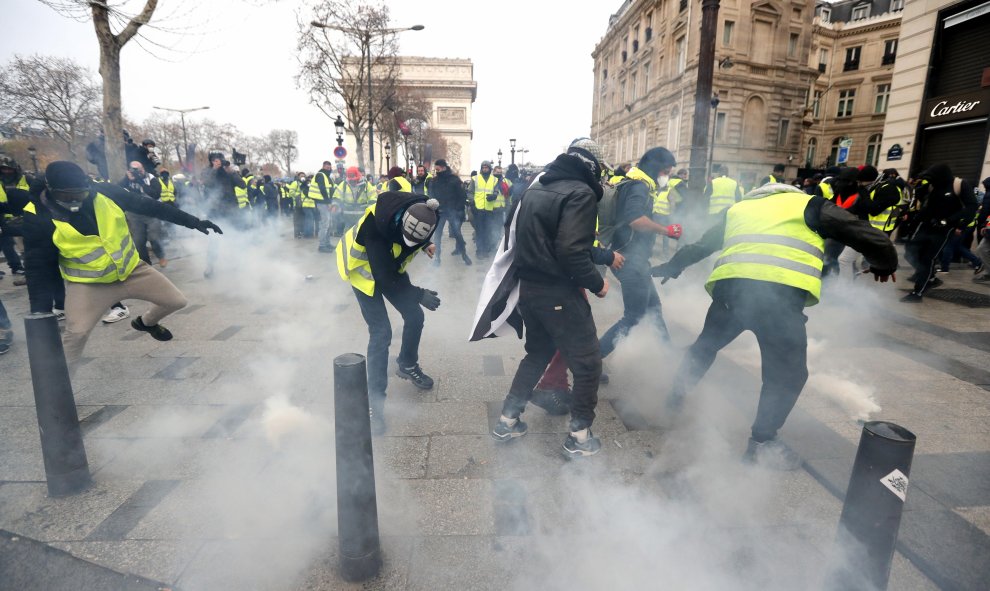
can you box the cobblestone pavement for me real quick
[1,221,988,590]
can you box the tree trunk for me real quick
[97,39,125,181]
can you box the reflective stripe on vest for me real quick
[653,177,681,215]
[473,174,497,211]
[335,203,419,296]
[709,176,739,214]
[159,178,175,202]
[705,191,825,306]
[307,171,331,201]
[26,194,140,283]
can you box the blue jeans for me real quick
[434,211,466,258]
[599,259,670,359]
[353,278,424,398]
[0,296,10,330]
[1,234,23,272]
[940,228,981,270]
[315,202,334,249]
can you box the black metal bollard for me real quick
[24,312,91,497]
[827,421,916,591]
[333,353,382,581]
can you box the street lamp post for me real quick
[688,0,721,197]
[310,21,424,176]
[384,142,391,170]
[497,149,502,167]
[708,94,720,182]
[509,138,516,165]
[27,146,38,174]
[152,105,210,172]
[334,115,346,147]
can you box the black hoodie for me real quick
[915,164,977,229]
[354,192,434,295]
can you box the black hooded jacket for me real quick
[914,164,977,229]
[354,191,435,295]
[512,154,605,294]
[430,168,466,216]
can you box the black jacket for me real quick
[512,154,605,294]
[430,169,466,216]
[199,165,245,216]
[118,173,162,201]
[912,164,977,230]
[21,183,204,313]
[355,192,434,296]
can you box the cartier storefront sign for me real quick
[922,89,990,125]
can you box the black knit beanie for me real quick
[45,161,90,190]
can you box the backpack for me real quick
[595,178,635,249]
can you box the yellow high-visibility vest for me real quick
[24,194,139,284]
[706,191,825,306]
[158,178,175,203]
[473,174,498,211]
[235,175,253,208]
[0,175,30,220]
[335,203,420,297]
[653,177,681,215]
[708,176,739,214]
[390,176,413,193]
[818,181,834,201]
[494,179,511,209]
[337,181,377,205]
[307,171,332,202]
[868,182,904,232]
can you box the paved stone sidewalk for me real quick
[0,224,987,590]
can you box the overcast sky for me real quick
[2,0,620,173]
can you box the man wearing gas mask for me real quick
[16,161,222,366]
[335,191,440,435]
[900,164,977,302]
[822,166,900,279]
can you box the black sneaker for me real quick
[900,292,923,303]
[492,417,528,442]
[562,430,602,458]
[131,316,173,341]
[743,437,802,471]
[923,277,943,292]
[11,269,25,275]
[530,388,570,415]
[396,364,434,390]
[461,252,472,266]
[974,263,984,275]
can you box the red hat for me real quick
[346,166,361,181]
[387,166,405,179]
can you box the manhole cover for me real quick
[925,288,990,308]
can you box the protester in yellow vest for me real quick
[0,156,31,277]
[336,193,441,434]
[386,166,413,193]
[651,184,897,470]
[16,161,222,365]
[157,170,176,204]
[471,161,499,257]
[759,163,787,187]
[705,164,743,215]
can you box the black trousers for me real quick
[905,228,952,293]
[672,282,809,442]
[502,281,602,431]
[434,210,466,258]
[353,277,424,398]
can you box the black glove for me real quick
[486,192,498,201]
[419,288,441,311]
[650,263,681,279]
[196,219,223,235]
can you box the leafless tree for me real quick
[260,129,300,175]
[40,0,161,180]
[297,0,400,170]
[0,54,101,159]
[129,112,184,169]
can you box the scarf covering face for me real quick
[538,154,604,200]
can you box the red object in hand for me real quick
[666,224,683,239]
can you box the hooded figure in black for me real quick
[337,191,440,434]
[901,163,977,301]
[491,146,611,458]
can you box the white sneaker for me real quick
[102,306,130,324]
[52,308,66,322]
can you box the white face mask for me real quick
[657,175,670,189]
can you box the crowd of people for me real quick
[1,138,988,467]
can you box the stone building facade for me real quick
[591,0,819,189]
[802,0,903,170]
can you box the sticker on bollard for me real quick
[880,469,908,502]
